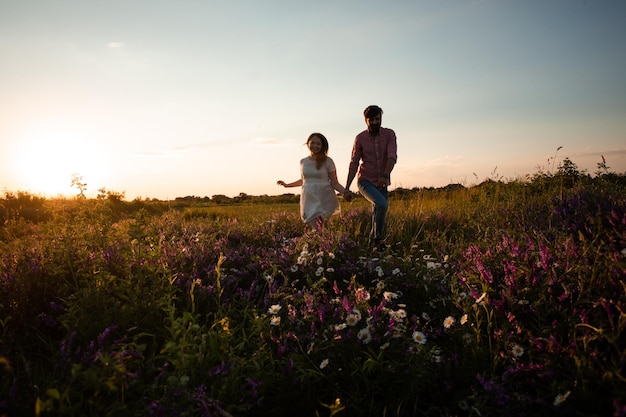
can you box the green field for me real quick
[1,166,625,416]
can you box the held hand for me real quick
[277,180,286,187]
[343,191,353,202]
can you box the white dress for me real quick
[300,156,340,224]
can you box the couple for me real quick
[277,105,397,250]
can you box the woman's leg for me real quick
[316,216,324,231]
[306,216,324,231]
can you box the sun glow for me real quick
[10,125,109,197]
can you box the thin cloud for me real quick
[132,139,231,158]
[569,149,626,158]
[426,155,464,168]
[132,145,196,158]
[107,42,125,48]
[250,137,292,146]
[172,144,199,152]
[133,151,168,158]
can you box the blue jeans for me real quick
[358,180,388,242]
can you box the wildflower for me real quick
[421,312,431,321]
[426,261,442,269]
[334,323,347,331]
[443,316,455,329]
[460,314,469,325]
[390,326,405,338]
[621,248,626,255]
[553,391,571,406]
[316,256,324,265]
[97,325,118,346]
[383,291,398,301]
[220,317,230,334]
[320,397,344,414]
[389,309,407,322]
[355,287,370,303]
[326,267,335,273]
[297,248,310,265]
[512,344,524,358]
[290,265,298,272]
[268,304,282,315]
[380,342,390,350]
[315,266,324,277]
[357,328,372,344]
[270,316,281,326]
[412,331,427,345]
[319,358,329,369]
[346,312,361,327]
[475,292,487,304]
[376,281,385,291]
[392,267,401,275]
[264,273,274,284]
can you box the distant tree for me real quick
[443,183,465,191]
[211,194,231,205]
[97,187,126,202]
[0,191,51,223]
[71,173,87,198]
[555,157,590,190]
[234,192,250,203]
[556,157,582,177]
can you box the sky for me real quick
[1,0,625,200]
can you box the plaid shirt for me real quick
[348,127,397,183]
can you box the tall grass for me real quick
[1,171,625,416]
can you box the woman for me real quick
[277,133,349,230]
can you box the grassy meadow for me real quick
[1,164,625,416]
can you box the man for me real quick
[344,105,397,250]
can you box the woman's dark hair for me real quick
[364,105,383,119]
[307,132,329,169]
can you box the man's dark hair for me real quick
[364,105,383,119]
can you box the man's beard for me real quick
[369,125,381,135]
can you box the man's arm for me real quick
[376,157,396,187]
[345,167,358,191]
[384,157,396,176]
[379,130,398,187]
[345,136,361,191]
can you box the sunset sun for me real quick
[10,127,109,197]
